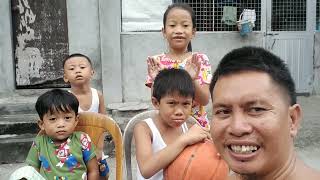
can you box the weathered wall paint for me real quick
[14,0,42,85]
[12,0,68,87]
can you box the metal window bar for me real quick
[174,0,214,31]
[271,0,306,31]
[317,0,320,30]
[173,0,261,31]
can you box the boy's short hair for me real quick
[63,53,93,68]
[35,89,79,120]
[153,68,195,101]
[209,46,296,105]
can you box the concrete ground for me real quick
[1,96,319,179]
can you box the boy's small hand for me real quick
[181,124,211,146]
[147,56,163,80]
[98,162,106,172]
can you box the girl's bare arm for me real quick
[193,82,210,106]
[185,54,210,106]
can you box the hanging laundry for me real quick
[236,9,256,36]
[221,6,237,25]
[241,9,256,27]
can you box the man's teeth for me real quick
[230,145,258,154]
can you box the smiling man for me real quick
[209,46,320,180]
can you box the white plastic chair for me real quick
[123,110,197,180]
[123,110,158,180]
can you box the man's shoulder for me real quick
[305,167,320,180]
[294,160,320,180]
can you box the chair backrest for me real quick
[123,110,197,180]
[123,110,158,180]
[76,112,123,180]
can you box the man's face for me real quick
[210,71,301,176]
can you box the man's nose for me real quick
[228,111,253,137]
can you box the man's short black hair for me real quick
[63,53,92,68]
[210,46,296,105]
[35,89,79,120]
[153,68,195,101]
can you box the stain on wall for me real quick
[11,0,68,88]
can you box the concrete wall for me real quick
[121,32,264,102]
[67,0,102,90]
[313,32,320,94]
[0,0,317,103]
[99,0,123,103]
[0,1,15,96]
[0,0,102,96]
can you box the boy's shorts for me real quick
[99,153,110,177]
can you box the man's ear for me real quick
[151,97,160,110]
[289,104,302,138]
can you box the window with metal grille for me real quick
[173,0,261,31]
[317,0,320,31]
[271,0,306,31]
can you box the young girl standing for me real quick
[146,3,212,127]
[63,53,109,179]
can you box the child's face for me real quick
[38,110,78,144]
[63,56,93,85]
[153,91,193,127]
[162,8,195,52]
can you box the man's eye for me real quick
[214,109,231,119]
[80,66,86,69]
[68,68,74,70]
[216,109,230,115]
[248,107,266,114]
[184,24,189,27]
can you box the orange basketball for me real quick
[164,140,228,180]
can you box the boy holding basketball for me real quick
[134,68,211,179]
